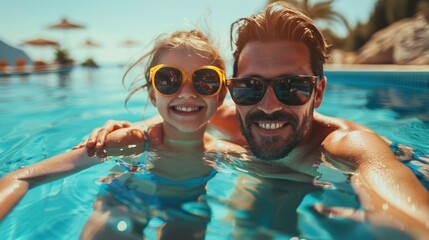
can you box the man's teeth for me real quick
[175,106,199,112]
[258,122,285,130]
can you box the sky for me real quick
[0,0,377,65]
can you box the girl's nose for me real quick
[177,81,197,99]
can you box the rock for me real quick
[355,13,429,64]
[329,49,357,64]
[0,40,32,66]
[81,58,99,68]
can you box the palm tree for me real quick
[267,0,351,35]
[55,48,74,66]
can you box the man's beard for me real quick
[237,108,313,161]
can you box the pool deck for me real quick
[0,64,74,77]
[326,64,429,72]
[325,64,429,88]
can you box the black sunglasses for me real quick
[226,75,319,106]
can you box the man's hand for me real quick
[72,120,132,151]
[73,120,165,157]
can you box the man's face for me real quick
[235,40,316,161]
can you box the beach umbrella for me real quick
[49,18,85,49]
[20,37,60,61]
[81,39,100,48]
[81,39,100,59]
[49,18,84,30]
[120,39,138,47]
[80,39,101,67]
[21,38,59,47]
[120,39,140,64]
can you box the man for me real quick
[82,2,429,237]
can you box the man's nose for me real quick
[257,86,284,114]
[177,80,197,99]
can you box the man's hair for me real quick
[230,2,329,77]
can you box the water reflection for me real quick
[2,69,427,239]
[83,67,98,83]
[209,160,414,239]
[367,87,429,122]
[81,145,419,239]
[57,72,71,87]
[325,71,429,123]
[81,145,217,239]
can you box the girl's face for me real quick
[150,47,225,138]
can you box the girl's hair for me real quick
[123,29,225,110]
[230,2,330,78]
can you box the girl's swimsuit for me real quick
[97,141,221,236]
[100,164,217,211]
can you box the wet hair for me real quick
[230,2,329,78]
[123,29,225,109]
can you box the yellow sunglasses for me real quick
[149,64,226,97]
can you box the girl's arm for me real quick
[0,148,101,220]
[0,127,146,221]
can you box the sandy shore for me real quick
[326,64,429,72]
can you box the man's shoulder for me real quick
[314,112,371,133]
[318,118,391,169]
[318,114,379,149]
[315,113,388,155]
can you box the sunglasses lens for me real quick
[275,77,312,105]
[229,78,264,105]
[153,67,182,95]
[192,69,222,96]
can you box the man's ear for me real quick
[314,76,326,109]
[149,89,156,106]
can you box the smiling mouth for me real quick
[256,121,286,130]
[171,106,204,113]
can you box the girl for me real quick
[0,29,244,239]
[81,29,243,239]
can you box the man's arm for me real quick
[324,129,429,237]
[72,115,163,151]
[76,103,246,150]
[208,103,246,146]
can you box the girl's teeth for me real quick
[257,122,284,130]
[175,106,199,112]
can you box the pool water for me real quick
[0,67,428,239]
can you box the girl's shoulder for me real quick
[103,127,146,157]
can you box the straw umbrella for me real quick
[120,39,140,65]
[20,37,60,62]
[120,39,139,54]
[50,18,84,30]
[81,39,100,67]
[121,39,138,47]
[49,18,84,49]
[21,38,59,47]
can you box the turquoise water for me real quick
[0,67,428,239]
